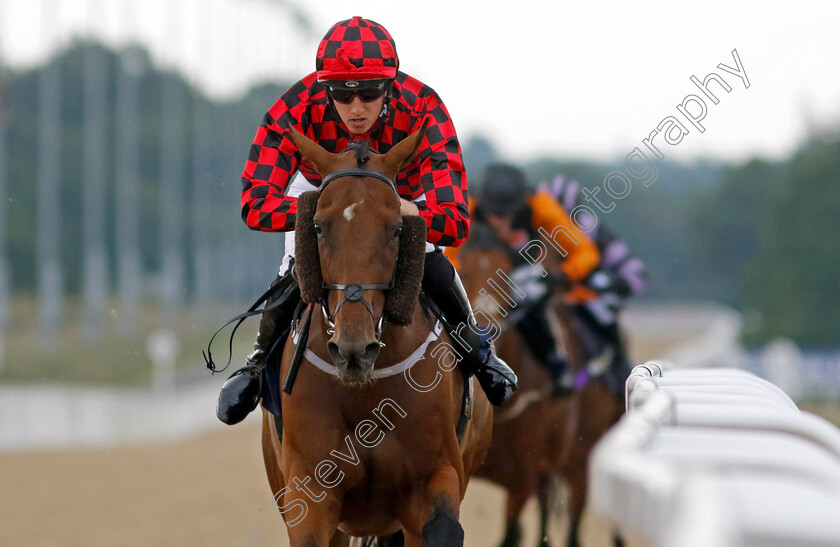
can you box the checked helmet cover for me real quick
[316,16,399,81]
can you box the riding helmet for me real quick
[477,164,530,216]
[316,16,399,81]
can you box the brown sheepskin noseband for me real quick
[294,190,427,326]
[294,191,324,304]
[384,215,427,325]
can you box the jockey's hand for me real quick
[588,270,632,296]
[510,266,548,306]
[588,270,612,292]
[510,266,566,307]
[399,198,420,216]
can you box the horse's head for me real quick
[289,123,428,385]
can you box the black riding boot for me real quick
[599,321,633,398]
[216,272,300,425]
[432,271,518,406]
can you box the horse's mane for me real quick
[347,140,372,166]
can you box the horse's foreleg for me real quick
[559,426,589,547]
[282,501,342,547]
[561,456,586,547]
[563,384,623,547]
[266,414,341,546]
[499,487,529,547]
[262,411,286,497]
[499,521,522,547]
[278,472,343,547]
[421,503,464,547]
[401,466,464,547]
[536,475,557,547]
[328,529,352,547]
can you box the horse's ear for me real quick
[381,119,429,179]
[287,124,335,175]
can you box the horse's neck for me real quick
[498,324,550,391]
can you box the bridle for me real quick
[319,167,398,195]
[316,167,401,345]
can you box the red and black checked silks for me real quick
[240,71,470,248]
[315,16,399,81]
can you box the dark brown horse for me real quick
[456,227,623,547]
[555,312,625,547]
[261,125,493,547]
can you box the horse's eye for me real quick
[393,226,403,239]
[313,223,323,237]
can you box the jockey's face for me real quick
[486,213,516,241]
[333,94,385,135]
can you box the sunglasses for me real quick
[322,79,392,104]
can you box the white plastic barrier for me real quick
[590,362,840,547]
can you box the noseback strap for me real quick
[323,280,394,318]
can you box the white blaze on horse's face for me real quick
[343,200,364,222]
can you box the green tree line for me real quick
[3,41,838,347]
[1,41,290,302]
[468,126,839,348]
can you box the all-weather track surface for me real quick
[0,417,615,546]
[0,305,726,546]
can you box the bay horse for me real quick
[456,225,623,547]
[261,124,493,547]
[554,317,625,547]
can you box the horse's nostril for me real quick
[363,342,382,363]
[327,338,380,375]
[327,341,342,364]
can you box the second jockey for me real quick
[447,164,602,396]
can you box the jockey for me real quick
[538,174,648,396]
[446,164,602,397]
[216,16,518,425]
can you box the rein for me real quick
[202,280,291,374]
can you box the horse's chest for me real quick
[346,434,442,489]
[298,412,444,487]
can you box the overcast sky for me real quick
[2,0,839,164]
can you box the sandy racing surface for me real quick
[1,306,711,546]
[0,416,616,546]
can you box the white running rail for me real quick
[590,361,840,547]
